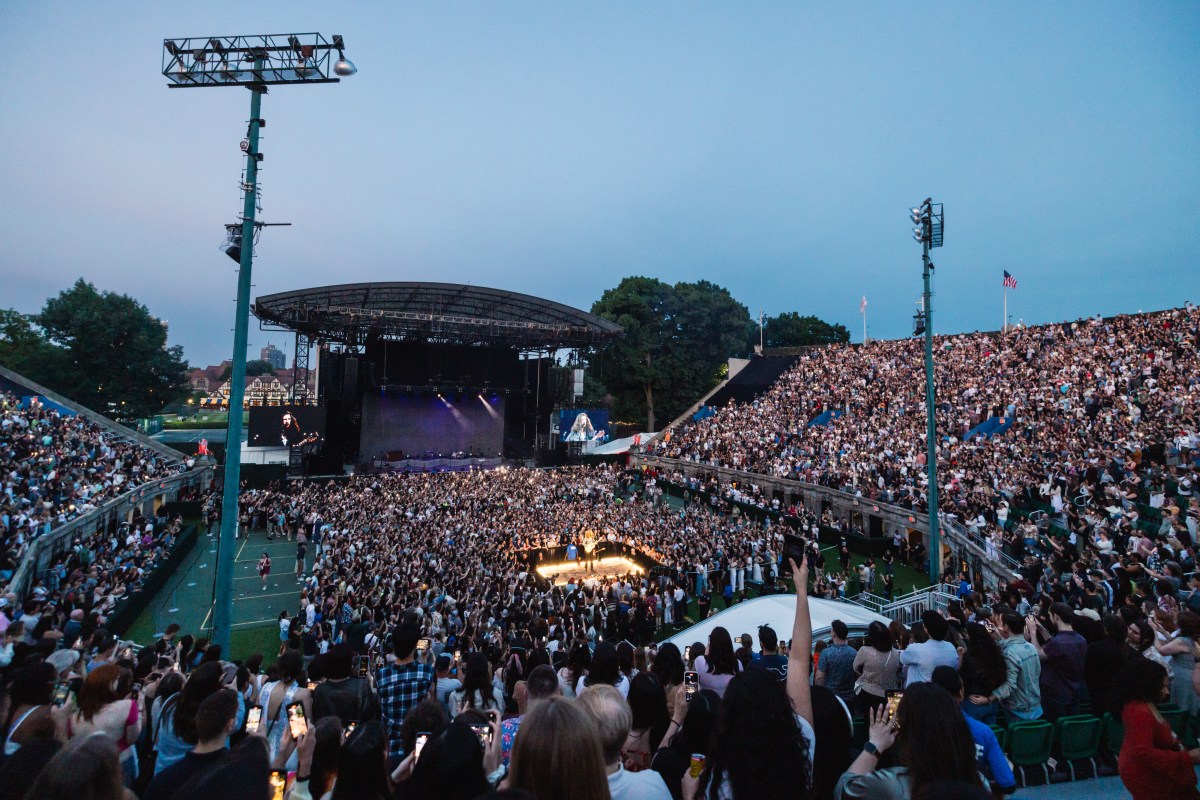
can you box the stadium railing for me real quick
[6,466,213,600]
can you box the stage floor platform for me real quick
[536,555,644,586]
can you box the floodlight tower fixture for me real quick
[910,198,944,584]
[163,32,354,657]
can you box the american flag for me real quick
[1003,270,1018,289]
[860,295,868,314]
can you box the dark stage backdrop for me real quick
[360,393,506,460]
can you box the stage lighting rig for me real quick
[163,31,354,657]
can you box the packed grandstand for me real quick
[1,306,1198,800]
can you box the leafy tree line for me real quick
[0,279,189,420]
[0,276,845,432]
[587,276,848,431]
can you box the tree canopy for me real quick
[590,277,754,431]
[220,360,275,381]
[0,279,189,420]
[760,312,850,348]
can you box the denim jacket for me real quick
[993,636,1042,717]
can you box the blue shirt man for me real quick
[816,620,857,702]
[931,665,1016,794]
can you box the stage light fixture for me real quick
[332,35,356,76]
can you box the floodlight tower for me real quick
[163,33,356,655]
[909,198,944,584]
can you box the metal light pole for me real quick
[910,199,944,584]
[163,34,355,655]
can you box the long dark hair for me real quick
[171,661,224,745]
[308,718,345,799]
[3,661,54,747]
[1115,656,1169,715]
[565,640,592,684]
[402,720,491,800]
[627,672,670,751]
[616,641,636,679]
[895,683,983,796]
[666,688,720,758]
[809,685,854,800]
[651,642,686,688]
[460,652,497,710]
[331,720,390,800]
[703,669,811,799]
[705,627,738,677]
[584,642,620,687]
[865,621,894,653]
[962,622,1007,691]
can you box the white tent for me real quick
[662,594,889,652]
[586,433,656,455]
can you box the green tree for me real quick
[245,360,276,377]
[591,277,753,431]
[761,312,850,348]
[218,359,272,382]
[0,310,60,375]
[21,279,190,419]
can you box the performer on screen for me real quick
[565,412,595,442]
[280,412,304,446]
[280,411,321,449]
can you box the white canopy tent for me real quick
[585,433,656,455]
[661,594,890,652]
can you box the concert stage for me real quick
[536,555,644,586]
[252,282,623,473]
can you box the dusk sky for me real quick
[1,3,1197,368]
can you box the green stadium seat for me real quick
[989,723,1008,752]
[1102,712,1124,755]
[1007,720,1055,786]
[1054,714,1102,780]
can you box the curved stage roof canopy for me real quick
[254,282,622,349]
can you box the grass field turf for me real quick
[124,522,314,660]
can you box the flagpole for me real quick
[1003,284,1007,333]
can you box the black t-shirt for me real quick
[143,749,229,800]
[312,676,379,726]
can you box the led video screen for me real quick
[558,409,609,442]
[247,406,328,449]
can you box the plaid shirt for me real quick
[377,661,434,759]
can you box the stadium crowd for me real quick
[654,308,1200,559]
[1,390,184,586]
[6,522,1200,800]
[236,466,791,648]
[1,308,1199,798]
